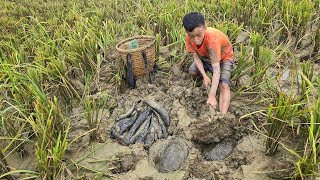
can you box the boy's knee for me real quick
[219,82,230,92]
[188,70,198,78]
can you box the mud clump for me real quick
[265,158,294,179]
[138,177,154,180]
[110,152,139,174]
[149,136,189,173]
[185,157,227,179]
[202,138,237,161]
[189,111,237,144]
[227,151,247,169]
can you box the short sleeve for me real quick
[206,39,221,62]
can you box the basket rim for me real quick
[116,35,156,53]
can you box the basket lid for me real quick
[116,35,155,53]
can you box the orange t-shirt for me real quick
[186,27,233,62]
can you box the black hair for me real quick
[182,12,205,32]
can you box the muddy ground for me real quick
[6,56,309,179]
[4,25,319,179]
[64,64,295,179]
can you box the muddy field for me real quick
[5,43,319,179]
[61,65,295,179]
[2,0,320,179]
[5,63,295,179]
[6,33,319,178]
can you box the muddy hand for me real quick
[203,75,211,88]
[206,93,217,110]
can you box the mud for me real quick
[86,64,295,179]
[5,50,300,179]
[189,111,237,144]
[202,138,237,161]
[149,136,189,173]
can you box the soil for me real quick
[6,48,311,179]
[62,63,295,179]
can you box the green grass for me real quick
[265,92,301,156]
[293,77,320,179]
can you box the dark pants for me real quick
[189,59,234,85]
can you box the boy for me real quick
[182,12,234,114]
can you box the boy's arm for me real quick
[208,48,221,96]
[192,53,206,77]
[193,53,212,87]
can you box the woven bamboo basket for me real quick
[116,35,156,78]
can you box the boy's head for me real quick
[183,12,206,46]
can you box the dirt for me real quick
[63,63,295,179]
[5,57,297,179]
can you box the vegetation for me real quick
[0,0,319,179]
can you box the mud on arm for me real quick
[208,48,221,96]
[192,53,206,78]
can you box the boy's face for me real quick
[186,25,206,46]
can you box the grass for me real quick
[30,96,70,179]
[82,79,114,141]
[265,92,300,156]
[0,0,319,179]
[0,150,14,180]
[294,77,320,179]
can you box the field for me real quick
[0,0,319,179]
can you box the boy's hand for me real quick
[207,93,217,109]
[203,75,211,88]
